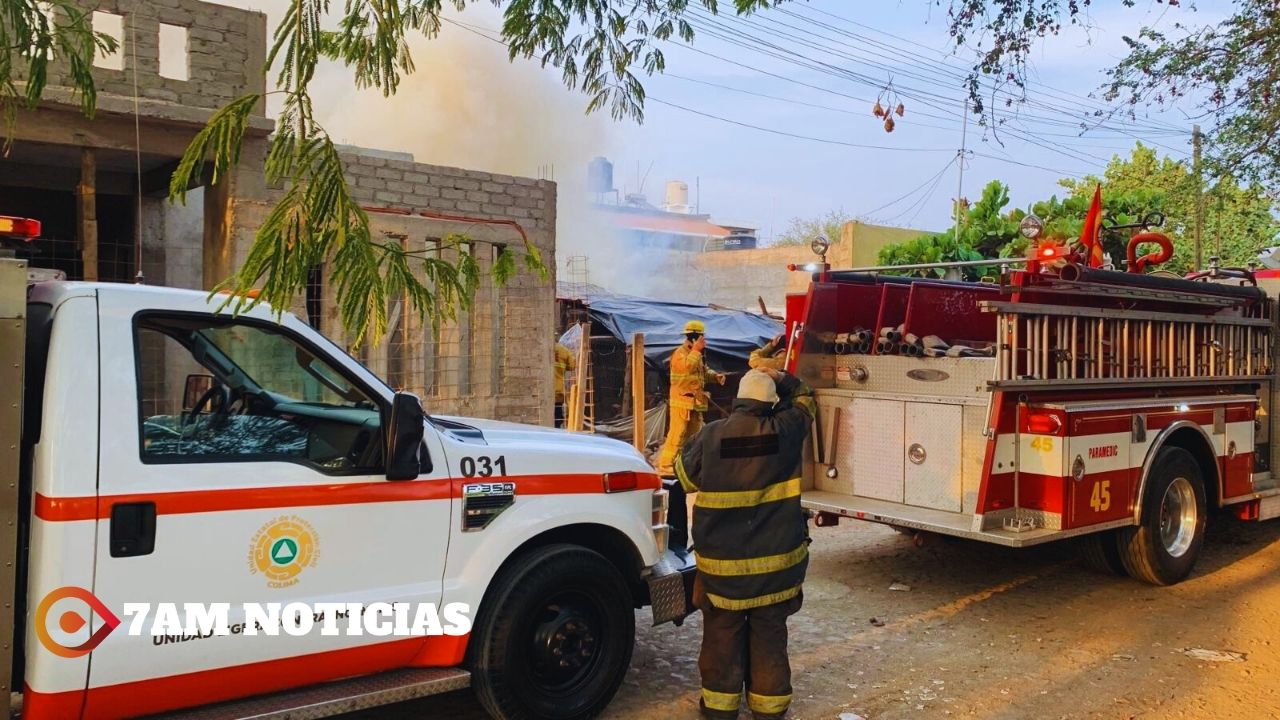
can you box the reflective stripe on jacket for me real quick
[676,373,816,610]
[669,343,718,411]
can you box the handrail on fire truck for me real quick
[831,257,1031,274]
[984,299,1274,391]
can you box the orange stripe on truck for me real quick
[34,472,660,522]
[24,634,469,720]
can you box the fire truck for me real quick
[0,216,694,720]
[787,219,1280,585]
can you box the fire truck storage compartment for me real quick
[813,387,988,515]
[800,276,997,357]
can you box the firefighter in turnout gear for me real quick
[748,333,787,371]
[553,341,576,428]
[657,320,725,553]
[675,367,816,720]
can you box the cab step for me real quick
[149,667,471,720]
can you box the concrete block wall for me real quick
[43,0,267,114]
[633,221,933,311]
[224,148,559,426]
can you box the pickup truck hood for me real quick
[432,415,651,468]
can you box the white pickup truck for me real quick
[0,250,693,720]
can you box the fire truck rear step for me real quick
[803,491,1131,548]
[148,667,471,720]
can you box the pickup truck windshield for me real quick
[136,315,383,473]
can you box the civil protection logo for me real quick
[35,587,121,658]
[250,515,318,588]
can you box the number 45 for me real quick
[1089,480,1112,512]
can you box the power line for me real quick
[648,94,1088,177]
[885,158,954,225]
[862,156,958,217]
[645,96,955,152]
[661,72,962,132]
[447,12,1112,177]
[686,7,1192,149]
[779,4,1190,135]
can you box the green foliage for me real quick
[163,0,782,344]
[877,144,1280,277]
[943,0,1280,188]
[876,180,1014,279]
[1059,144,1280,272]
[771,210,853,247]
[0,0,117,150]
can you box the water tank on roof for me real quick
[587,156,613,193]
[664,181,692,214]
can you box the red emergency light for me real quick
[0,215,41,241]
[1037,242,1067,260]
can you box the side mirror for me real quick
[385,392,426,480]
[183,374,215,410]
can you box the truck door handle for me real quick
[110,502,156,558]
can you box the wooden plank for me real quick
[632,333,646,452]
[77,148,98,281]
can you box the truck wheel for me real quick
[1117,447,1207,585]
[469,544,635,720]
[1076,530,1125,576]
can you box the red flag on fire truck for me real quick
[1079,184,1104,267]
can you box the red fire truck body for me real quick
[788,251,1280,584]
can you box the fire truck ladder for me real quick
[983,297,1274,532]
[985,301,1274,388]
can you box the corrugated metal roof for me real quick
[603,211,731,237]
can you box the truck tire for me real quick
[469,544,635,720]
[1076,530,1125,576]
[1116,447,1207,585]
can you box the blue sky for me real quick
[219,0,1226,253]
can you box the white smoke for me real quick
[307,8,650,294]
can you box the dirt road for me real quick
[347,515,1280,719]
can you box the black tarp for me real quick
[581,295,783,370]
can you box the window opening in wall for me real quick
[92,11,124,70]
[491,245,505,393]
[423,238,442,397]
[458,242,474,396]
[305,266,323,331]
[158,23,189,80]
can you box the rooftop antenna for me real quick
[638,160,654,196]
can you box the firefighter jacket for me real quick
[554,343,576,402]
[748,338,786,371]
[669,343,719,412]
[675,373,816,610]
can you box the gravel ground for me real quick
[346,512,1280,719]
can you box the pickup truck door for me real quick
[77,295,455,718]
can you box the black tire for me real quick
[1117,447,1208,585]
[468,544,635,720]
[1077,530,1126,576]
[890,525,916,536]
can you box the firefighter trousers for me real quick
[697,587,802,720]
[657,407,703,476]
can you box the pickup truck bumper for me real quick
[645,549,697,626]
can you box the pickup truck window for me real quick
[135,315,385,473]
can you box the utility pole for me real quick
[955,97,969,239]
[1193,124,1204,270]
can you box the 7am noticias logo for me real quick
[35,587,122,658]
[36,586,471,658]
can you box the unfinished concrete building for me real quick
[3,0,558,424]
